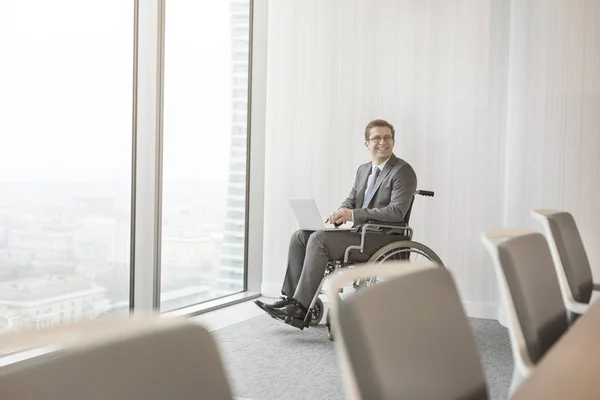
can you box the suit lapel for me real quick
[368,154,397,206]
[356,164,371,208]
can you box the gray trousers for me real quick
[281,229,402,308]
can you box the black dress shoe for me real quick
[254,296,293,311]
[271,302,307,320]
[262,302,309,330]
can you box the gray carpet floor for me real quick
[215,315,512,400]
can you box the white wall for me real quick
[261,0,600,318]
[262,0,511,318]
[504,0,600,276]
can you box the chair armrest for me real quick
[566,301,589,316]
[593,283,600,291]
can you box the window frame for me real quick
[131,0,266,317]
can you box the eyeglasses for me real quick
[368,136,394,143]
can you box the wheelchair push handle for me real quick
[415,190,435,197]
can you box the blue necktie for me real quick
[362,166,381,208]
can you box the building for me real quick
[0,276,110,332]
[4,220,76,277]
[0,309,13,335]
[162,235,215,282]
[217,0,250,295]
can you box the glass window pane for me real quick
[0,0,133,333]
[161,0,250,311]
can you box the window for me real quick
[161,0,251,311]
[233,76,249,87]
[0,0,133,333]
[231,162,247,171]
[228,199,247,209]
[233,64,249,74]
[233,101,248,110]
[233,89,248,99]
[225,221,245,231]
[230,174,247,184]
[229,187,246,196]
[232,137,247,147]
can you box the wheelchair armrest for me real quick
[361,221,412,235]
[345,222,413,262]
[364,220,408,229]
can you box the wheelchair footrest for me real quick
[284,316,305,330]
[319,288,343,294]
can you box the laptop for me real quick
[289,198,353,231]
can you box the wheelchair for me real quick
[282,190,444,337]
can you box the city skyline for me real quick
[0,0,251,331]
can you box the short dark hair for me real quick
[364,119,395,141]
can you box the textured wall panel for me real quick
[504,0,600,277]
[262,0,511,315]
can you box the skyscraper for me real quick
[217,0,250,295]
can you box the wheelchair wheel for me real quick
[369,240,443,264]
[309,297,324,326]
[359,240,443,287]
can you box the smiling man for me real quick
[255,119,418,328]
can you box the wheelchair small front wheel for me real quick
[309,298,324,326]
[326,312,334,341]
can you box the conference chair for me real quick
[481,229,569,395]
[0,317,234,400]
[327,261,488,400]
[532,209,600,321]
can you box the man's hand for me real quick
[325,208,353,225]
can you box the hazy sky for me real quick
[0,0,237,184]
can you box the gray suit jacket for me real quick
[340,154,417,225]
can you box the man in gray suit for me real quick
[255,119,417,327]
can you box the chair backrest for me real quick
[330,263,487,400]
[482,230,568,365]
[0,318,234,400]
[532,210,593,304]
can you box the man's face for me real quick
[365,126,395,160]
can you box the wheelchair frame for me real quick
[281,190,443,330]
